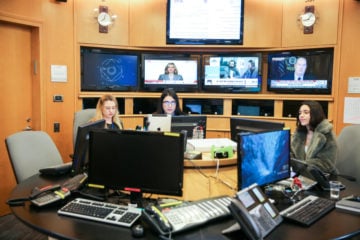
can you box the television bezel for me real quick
[266,48,334,94]
[71,119,106,176]
[166,0,244,45]
[202,53,262,93]
[237,129,291,189]
[230,117,285,142]
[87,129,184,197]
[141,53,200,92]
[80,46,140,92]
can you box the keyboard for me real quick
[280,195,335,226]
[143,195,232,235]
[58,198,141,227]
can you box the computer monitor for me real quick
[71,119,105,176]
[87,129,185,203]
[171,115,207,139]
[230,117,285,142]
[237,129,291,189]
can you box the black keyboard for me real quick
[58,198,142,227]
[280,195,335,226]
[142,195,232,235]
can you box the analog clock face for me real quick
[97,12,111,26]
[301,12,316,27]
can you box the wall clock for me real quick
[94,5,116,33]
[299,5,317,34]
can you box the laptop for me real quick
[146,114,172,132]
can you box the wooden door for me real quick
[0,21,33,215]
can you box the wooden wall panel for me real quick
[282,0,339,47]
[75,0,129,46]
[129,0,282,48]
[335,0,360,134]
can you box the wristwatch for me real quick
[97,6,110,33]
[301,5,316,34]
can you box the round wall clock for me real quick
[300,5,316,34]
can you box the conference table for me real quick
[9,172,360,240]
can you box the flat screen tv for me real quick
[267,48,333,94]
[166,0,244,45]
[81,47,140,91]
[230,117,285,142]
[202,54,262,93]
[88,129,184,202]
[237,129,291,189]
[71,119,105,176]
[142,53,200,92]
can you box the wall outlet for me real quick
[54,122,60,132]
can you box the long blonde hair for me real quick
[91,94,123,129]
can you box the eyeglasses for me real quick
[163,101,176,106]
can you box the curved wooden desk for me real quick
[182,152,238,201]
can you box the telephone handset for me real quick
[225,183,282,240]
[30,184,70,207]
[228,199,262,240]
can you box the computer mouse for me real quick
[131,224,144,238]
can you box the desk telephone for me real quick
[226,183,283,240]
[30,184,70,207]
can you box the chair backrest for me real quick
[5,131,64,183]
[336,124,360,184]
[73,108,96,148]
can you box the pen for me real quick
[159,201,183,208]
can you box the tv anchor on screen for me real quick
[158,62,183,81]
[281,57,315,81]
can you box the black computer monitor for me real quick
[71,119,106,176]
[230,117,285,142]
[171,115,207,139]
[87,129,184,203]
[237,129,291,189]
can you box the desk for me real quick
[9,174,360,240]
[182,152,237,201]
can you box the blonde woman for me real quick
[91,94,123,129]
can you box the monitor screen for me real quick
[203,54,262,93]
[230,117,285,142]
[142,54,200,92]
[267,48,333,94]
[88,129,184,198]
[81,47,140,91]
[71,119,105,176]
[237,129,291,189]
[166,0,244,45]
[171,115,207,139]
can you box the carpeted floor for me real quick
[0,214,47,240]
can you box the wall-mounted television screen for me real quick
[267,48,333,94]
[81,47,139,91]
[202,54,262,93]
[142,54,200,92]
[166,0,244,45]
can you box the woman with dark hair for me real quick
[291,101,338,174]
[155,88,185,116]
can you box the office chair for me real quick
[336,124,360,184]
[73,108,96,148]
[5,131,64,183]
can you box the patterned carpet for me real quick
[0,214,47,240]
